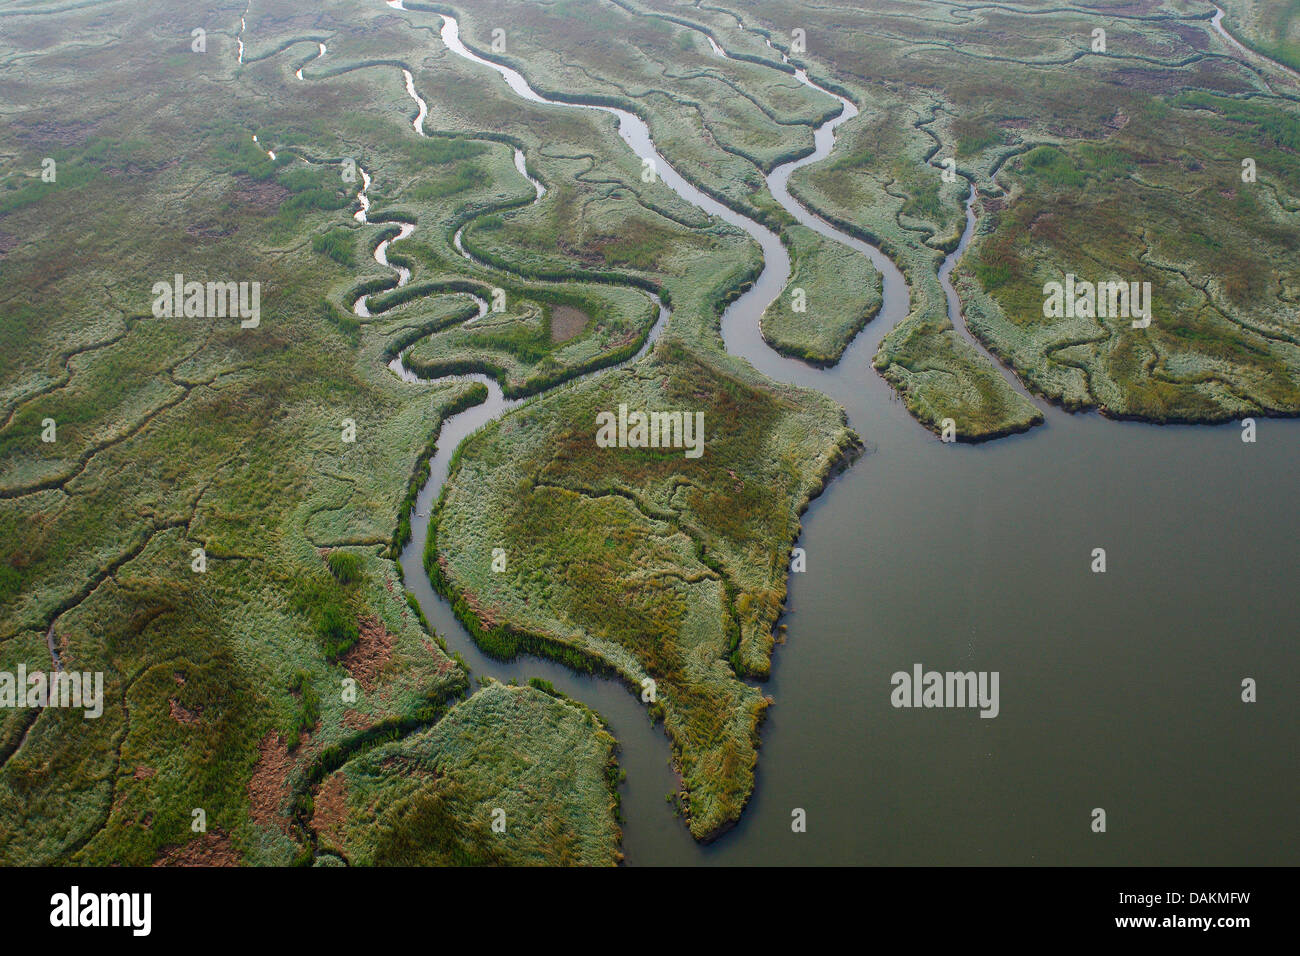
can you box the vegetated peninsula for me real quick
[312,680,622,866]
[429,341,858,839]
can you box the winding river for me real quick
[296,42,327,81]
[343,3,1298,864]
[1211,6,1300,86]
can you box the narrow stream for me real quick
[1211,6,1300,84]
[939,188,1046,408]
[236,0,250,65]
[296,42,326,81]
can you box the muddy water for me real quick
[381,3,1298,864]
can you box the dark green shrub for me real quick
[326,550,363,585]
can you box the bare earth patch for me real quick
[236,175,290,213]
[341,709,371,731]
[248,733,295,832]
[11,118,96,148]
[550,304,590,343]
[153,829,240,867]
[168,697,200,724]
[311,771,349,851]
[339,615,395,692]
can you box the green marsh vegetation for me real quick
[1220,0,1300,71]
[0,0,683,865]
[441,0,889,365]
[4,0,1298,864]
[437,0,836,222]
[784,92,1043,438]
[761,225,882,366]
[401,280,659,397]
[961,89,1300,421]
[311,681,621,865]
[428,340,859,838]
[686,0,1300,431]
[0,0,873,861]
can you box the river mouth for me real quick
[375,3,1297,865]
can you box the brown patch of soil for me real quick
[341,709,371,731]
[609,327,640,349]
[0,232,18,258]
[248,733,295,832]
[185,220,233,239]
[168,698,201,725]
[421,639,457,674]
[311,772,349,850]
[556,237,606,268]
[339,615,395,692]
[550,305,590,343]
[379,754,433,780]
[154,829,240,867]
[460,590,498,629]
[133,766,156,780]
[236,175,291,213]
[1112,67,1184,96]
[11,118,96,148]
[1045,123,1106,141]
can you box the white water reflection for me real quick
[296,42,326,80]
